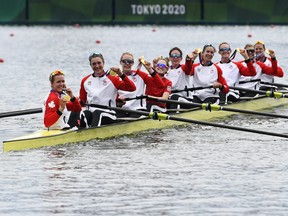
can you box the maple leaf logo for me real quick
[48,101,55,109]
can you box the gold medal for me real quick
[140,56,146,64]
[109,70,117,76]
[62,95,71,101]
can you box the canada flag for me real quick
[48,101,55,109]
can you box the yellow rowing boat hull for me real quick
[3,97,288,152]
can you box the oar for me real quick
[260,81,288,88]
[0,108,42,118]
[229,86,288,98]
[146,97,288,119]
[119,86,213,102]
[238,79,288,89]
[119,95,147,102]
[86,103,288,139]
[238,79,261,84]
[171,85,213,94]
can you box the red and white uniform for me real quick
[146,77,172,108]
[259,57,284,89]
[79,73,136,112]
[165,61,192,98]
[261,57,273,83]
[118,70,164,110]
[216,60,256,86]
[238,59,283,90]
[43,91,82,129]
[190,63,229,101]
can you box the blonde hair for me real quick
[218,42,230,49]
[154,56,170,67]
[254,41,266,49]
[120,52,134,62]
[244,44,254,49]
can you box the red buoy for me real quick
[0,58,4,63]
[95,40,101,44]
[247,34,252,38]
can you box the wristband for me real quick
[244,59,250,63]
[120,74,126,79]
[56,109,63,116]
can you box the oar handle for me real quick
[260,81,288,88]
[86,103,149,116]
[238,79,261,84]
[118,95,148,102]
[229,86,265,94]
[171,85,213,93]
[229,86,287,98]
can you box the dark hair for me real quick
[203,44,216,52]
[89,52,104,64]
[169,47,182,57]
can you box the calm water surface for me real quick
[1,25,288,215]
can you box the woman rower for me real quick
[216,42,256,104]
[254,40,284,90]
[116,52,165,117]
[165,47,193,109]
[189,44,229,104]
[237,44,284,97]
[141,56,172,112]
[43,70,82,129]
[79,52,136,127]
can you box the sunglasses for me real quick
[50,70,64,76]
[121,59,134,64]
[49,70,64,81]
[219,48,231,52]
[89,52,103,58]
[156,63,168,69]
[203,43,215,50]
[246,49,255,53]
[170,53,182,58]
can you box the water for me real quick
[1,25,288,215]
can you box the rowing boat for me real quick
[3,96,288,152]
